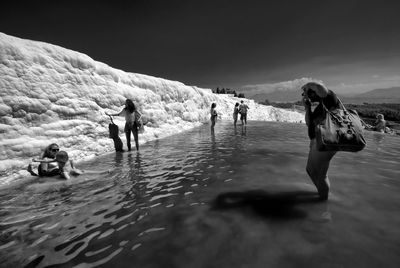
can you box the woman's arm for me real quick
[32,158,55,163]
[303,96,312,126]
[106,108,125,117]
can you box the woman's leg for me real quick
[132,129,139,151]
[211,118,215,128]
[125,130,131,151]
[306,139,337,200]
[27,163,38,176]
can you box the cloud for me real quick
[242,77,322,95]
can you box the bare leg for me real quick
[132,129,139,151]
[27,164,38,176]
[125,131,131,151]
[306,139,337,200]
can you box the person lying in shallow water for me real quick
[28,143,60,177]
[33,151,109,180]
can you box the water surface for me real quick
[1,121,399,267]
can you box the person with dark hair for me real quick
[238,100,249,125]
[28,143,60,176]
[35,151,108,180]
[210,103,218,129]
[107,99,141,151]
[233,102,240,126]
[302,81,340,200]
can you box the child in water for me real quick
[55,151,84,180]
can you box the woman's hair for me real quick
[302,82,329,98]
[376,114,384,120]
[125,99,136,113]
[211,103,216,109]
[42,143,59,158]
[235,102,239,107]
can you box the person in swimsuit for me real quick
[302,81,340,200]
[238,100,249,125]
[106,99,141,151]
[210,103,218,129]
[28,143,60,177]
[233,102,239,126]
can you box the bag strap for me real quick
[108,115,114,124]
[336,97,348,114]
[320,97,346,124]
[135,111,142,122]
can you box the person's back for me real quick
[239,101,249,125]
[28,143,60,177]
[239,104,248,114]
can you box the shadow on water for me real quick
[213,190,321,220]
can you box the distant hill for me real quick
[251,90,301,103]
[341,87,400,104]
[249,86,400,104]
[356,87,400,98]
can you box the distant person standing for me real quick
[106,99,141,151]
[239,100,249,125]
[210,103,218,129]
[302,81,340,200]
[233,102,240,126]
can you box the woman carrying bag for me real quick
[106,99,141,151]
[302,82,341,200]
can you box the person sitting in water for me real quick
[36,151,110,180]
[374,114,386,133]
[28,143,60,177]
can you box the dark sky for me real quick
[1,0,400,93]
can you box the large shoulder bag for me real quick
[135,111,145,133]
[315,98,366,152]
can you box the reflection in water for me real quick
[241,125,247,136]
[372,132,385,145]
[0,121,399,267]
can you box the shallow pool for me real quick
[1,121,399,267]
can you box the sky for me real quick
[1,0,400,94]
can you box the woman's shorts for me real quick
[124,122,139,133]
